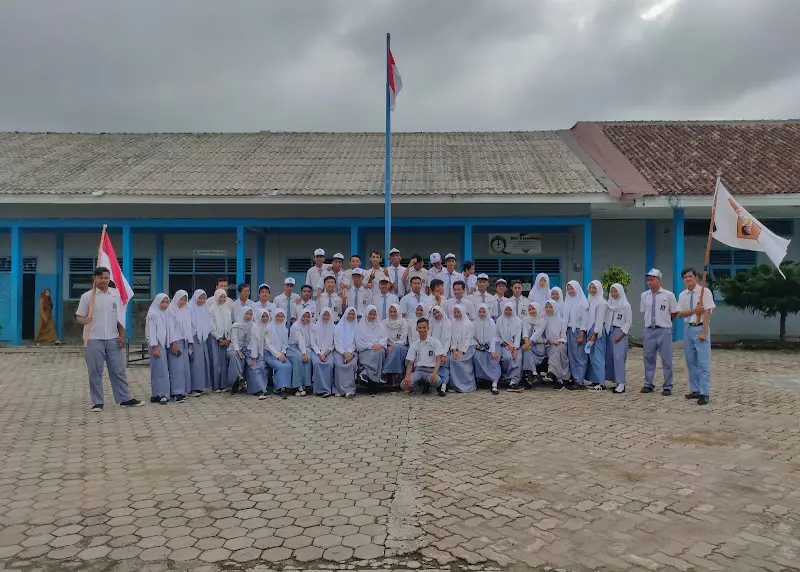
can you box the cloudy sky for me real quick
[1,0,798,132]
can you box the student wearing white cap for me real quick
[440,254,465,299]
[346,268,373,320]
[375,277,400,321]
[469,274,498,319]
[306,249,330,292]
[315,253,350,298]
[386,248,407,298]
[400,275,432,318]
[427,253,445,286]
[273,278,301,329]
[640,268,678,395]
[401,253,428,294]
[492,278,508,320]
[254,284,276,315]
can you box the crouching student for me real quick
[429,306,451,391]
[245,309,269,399]
[497,301,524,392]
[208,289,232,392]
[585,280,608,390]
[265,309,293,398]
[544,300,570,389]
[356,306,386,394]
[311,308,336,397]
[333,307,358,398]
[228,307,253,394]
[382,303,409,388]
[473,303,501,394]
[521,302,547,386]
[607,283,632,394]
[188,290,212,395]
[448,305,476,393]
[146,293,171,404]
[401,318,446,396]
[167,290,193,402]
[287,309,313,396]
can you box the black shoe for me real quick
[554,381,565,391]
[662,389,672,396]
[437,386,447,397]
[150,396,160,403]
[91,404,104,412]
[491,387,499,395]
[507,385,524,393]
[569,383,587,391]
[685,392,700,400]
[120,399,142,407]
[697,396,709,405]
[191,389,204,396]
[641,387,654,393]
[547,373,558,384]
[612,386,625,394]
[172,395,185,403]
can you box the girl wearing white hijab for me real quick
[448,305,476,393]
[356,305,387,393]
[208,289,233,392]
[407,302,430,345]
[521,302,547,385]
[287,308,314,396]
[564,280,589,389]
[311,307,336,397]
[333,307,359,398]
[245,308,269,398]
[146,293,171,404]
[472,303,501,394]
[429,306,452,391]
[228,307,253,394]
[497,301,523,391]
[544,300,570,388]
[167,290,193,401]
[549,287,564,310]
[188,289,212,395]
[606,283,632,394]
[530,273,551,307]
[585,280,608,388]
[382,303,409,387]
[265,309,293,397]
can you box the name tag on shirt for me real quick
[396,333,403,340]
[112,302,117,310]
[617,313,623,320]
[660,304,666,311]
[428,350,434,357]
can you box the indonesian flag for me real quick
[712,181,791,277]
[97,231,134,328]
[388,48,402,111]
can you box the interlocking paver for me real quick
[0,348,797,571]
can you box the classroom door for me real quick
[22,274,36,340]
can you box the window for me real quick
[474,258,561,294]
[168,257,251,298]
[0,257,38,273]
[68,258,151,299]
[708,249,757,300]
[685,219,794,237]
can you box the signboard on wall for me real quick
[488,234,542,255]
[193,250,228,256]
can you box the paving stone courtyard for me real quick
[0,346,798,572]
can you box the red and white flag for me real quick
[388,48,402,111]
[97,230,134,328]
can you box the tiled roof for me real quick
[0,131,606,198]
[596,121,800,196]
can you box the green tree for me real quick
[600,265,632,292]
[716,261,800,342]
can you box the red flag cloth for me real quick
[97,232,134,327]
[388,48,402,111]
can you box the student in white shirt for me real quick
[374,278,400,321]
[231,283,256,322]
[469,273,498,319]
[677,267,715,405]
[492,278,508,320]
[428,279,447,310]
[273,278,301,329]
[427,253,445,286]
[305,248,330,292]
[462,262,477,295]
[315,253,350,297]
[400,276,431,318]
[444,281,476,320]
[508,281,529,319]
[401,318,446,396]
[343,254,362,285]
[365,251,389,294]
[386,248,407,298]
[440,253,465,298]
[640,268,678,395]
[294,285,317,321]
[606,283,632,394]
[401,254,428,294]
[318,275,343,323]
[254,283,276,315]
[346,268,372,319]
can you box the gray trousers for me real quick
[410,366,441,392]
[643,327,673,389]
[86,339,133,406]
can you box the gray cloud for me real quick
[0,0,798,132]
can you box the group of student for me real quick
[145,247,686,403]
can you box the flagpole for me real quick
[84,224,107,347]
[384,32,392,260]
[698,172,721,340]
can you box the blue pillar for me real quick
[463,223,473,262]
[672,208,685,341]
[236,224,245,285]
[55,232,64,341]
[582,219,592,286]
[122,225,133,340]
[350,225,361,261]
[257,233,266,286]
[645,220,656,273]
[155,232,164,295]
[10,225,23,346]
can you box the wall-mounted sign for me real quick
[488,234,542,255]
[193,250,228,256]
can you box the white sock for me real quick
[614,384,625,393]
[492,380,498,389]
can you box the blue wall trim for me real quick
[672,208,685,341]
[122,225,133,340]
[10,226,22,345]
[236,224,246,285]
[463,224,473,262]
[55,232,64,341]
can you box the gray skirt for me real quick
[149,344,170,398]
[382,344,408,375]
[190,335,211,391]
[334,351,358,395]
[449,346,476,392]
[311,352,335,395]
[358,348,385,383]
[167,339,192,396]
[473,347,501,382]
[546,342,570,381]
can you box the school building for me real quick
[1,120,798,345]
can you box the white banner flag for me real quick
[712,181,791,277]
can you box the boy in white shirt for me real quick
[294,285,317,321]
[492,278,508,320]
[305,248,330,291]
[469,274,498,319]
[318,275,343,323]
[401,318,446,396]
[677,267,715,405]
[402,253,428,294]
[444,281,476,320]
[463,262,477,295]
[640,268,678,396]
[273,278,301,329]
[346,268,373,319]
[374,278,400,321]
[254,283,276,314]
[400,276,431,318]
